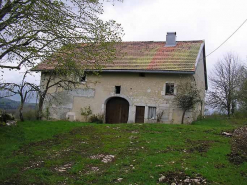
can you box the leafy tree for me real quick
[207,53,244,116]
[1,0,123,120]
[174,81,201,124]
[0,0,123,70]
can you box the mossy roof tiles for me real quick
[34,40,204,72]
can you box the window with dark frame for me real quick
[165,83,174,95]
[148,107,156,119]
[115,86,121,94]
[80,74,87,82]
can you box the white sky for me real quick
[3,0,247,90]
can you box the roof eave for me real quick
[85,69,195,74]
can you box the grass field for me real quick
[0,118,247,184]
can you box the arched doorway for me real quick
[106,97,129,123]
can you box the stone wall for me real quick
[41,67,206,124]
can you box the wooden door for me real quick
[106,97,129,123]
[135,106,145,123]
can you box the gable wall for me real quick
[193,45,206,119]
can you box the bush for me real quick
[89,114,104,124]
[0,110,15,123]
[23,109,38,121]
[232,111,247,119]
[81,106,92,122]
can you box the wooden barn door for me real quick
[106,97,129,123]
[135,106,145,123]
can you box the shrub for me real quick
[157,111,164,123]
[81,106,92,122]
[0,110,15,123]
[89,114,104,124]
[23,109,38,121]
[232,110,247,119]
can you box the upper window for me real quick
[148,107,156,119]
[165,83,174,95]
[79,74,87,83]
[115,86,121,94]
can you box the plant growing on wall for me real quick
[45,107,50,120]
[157,110,164,123]
[174,82,201,124]
[81,106,92,122]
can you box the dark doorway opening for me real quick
[106,97,129,123]
[135,106,145,123]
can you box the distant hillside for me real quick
[0,98,37,110]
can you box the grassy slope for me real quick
[0,119,246,184]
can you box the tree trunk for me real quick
[37,97,44,120]
[19,104,24,122]
[231,101,235,115]
[181,109,187,124]
[227,105,231,118]
[19,98,24,122]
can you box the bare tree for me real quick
[0,71,35,121]
[238,67,247,110]
[174,81,201,124]
[207,53,244,116]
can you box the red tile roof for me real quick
[33,40,204,72]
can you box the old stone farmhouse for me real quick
[34,32,207,124]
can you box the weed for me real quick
[89,114,104,124]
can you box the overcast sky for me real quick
[3,0,247,99]
[101,0,247,72]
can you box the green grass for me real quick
[0,118,247,184]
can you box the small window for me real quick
[115,86,121,94]
[165,83,174,95]
[80,74,87,83]
[139,73,145,77]
[148,107,156,119]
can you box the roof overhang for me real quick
[85,69,195,74]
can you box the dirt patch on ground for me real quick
[228,126,247,165]
[159,140,213,155]
[14,126,96,156]
[158,171,207,184]
[186,140,214,153]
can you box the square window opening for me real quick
[148,107,156,119]
[115,86,121,94]
[80,74,87,83]
[139,73,145,77]
[165,83,174,95]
